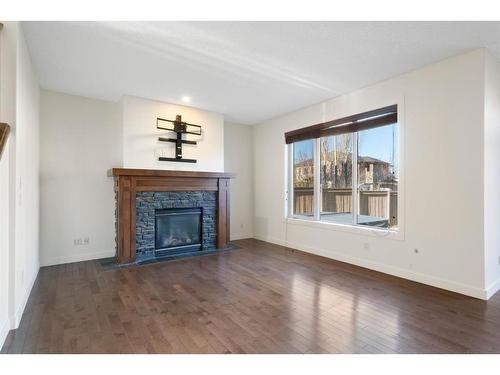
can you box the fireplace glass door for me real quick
[155,207,202,256]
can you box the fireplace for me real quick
[110,168,234,264]
[155,207,202,257]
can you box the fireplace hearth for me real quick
[155,207,202,257]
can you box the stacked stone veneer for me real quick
[135,191,217,258]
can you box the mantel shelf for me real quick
[108,168,235,179]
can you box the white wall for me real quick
[0,21,16,347]
[0,140,11,346]
[122,95,224,172]
[0,21,40,349]
[13,24,40,327]
[484,50,500,297]
[254,49,489,299]
[224,122,254,240]
[40,90,121,266]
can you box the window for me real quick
[292,139,315,216]
[357,124,398,229]
[320,134,353,224]
[286,105,399,231]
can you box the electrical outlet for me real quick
[83,237,90,245]
[240,223,244,229]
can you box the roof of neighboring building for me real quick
[295,159,314,167]
[358,156,390,165]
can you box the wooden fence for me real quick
[293,187,398,227]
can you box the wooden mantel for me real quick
[109,168,235,264]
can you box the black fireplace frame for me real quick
[154,207,203,258]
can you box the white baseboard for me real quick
[486,277,500,299]
[13,265,39,328]
[230,233,254,241]
[0,317,10,351]
[41,250,115,267]
[254,234,286,246]
[254,234,488,300]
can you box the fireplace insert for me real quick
[155,207,202,257]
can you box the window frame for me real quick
[285,101,404,241]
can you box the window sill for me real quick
[286,216,404,241]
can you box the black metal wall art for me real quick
[157,115,202,163]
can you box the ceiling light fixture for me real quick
[181,96,191,103]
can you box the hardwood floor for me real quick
[2,238,500,354]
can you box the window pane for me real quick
[293,139,314,216]
[357,123,398,229]
[319,134,353,224]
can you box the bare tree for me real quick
[337,134,352,188]
[320,137,331,186]
[294,149,314,188]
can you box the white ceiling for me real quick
[23,21,500,124]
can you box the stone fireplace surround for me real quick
[136,191,217,260]
[109,168,234,264]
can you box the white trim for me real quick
[395,97,406,239]
[286,143,293,217]
[0,317,10,351]
[41,250,115,267]
[230,234,254,241]
[13,265,39,328]
[254,235,487,300]
[352,131,359,225]
[485,277,500,299]
[313,138,320,220]
[254,234,287,247]
[287,216,404,240]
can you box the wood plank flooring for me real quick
[2,238,500,354]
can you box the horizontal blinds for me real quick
[285,104,397,144]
